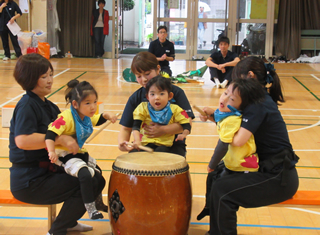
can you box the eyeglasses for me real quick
[158,31,167,34]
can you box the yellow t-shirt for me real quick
[217,115,259,172]
[133,102,190,147]
[47,109,101,153]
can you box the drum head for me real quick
[113,152,188,176]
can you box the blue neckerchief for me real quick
[214,105,242,122]
[70,106,93,149]
[148,102,173,125]
[169,98,176,103]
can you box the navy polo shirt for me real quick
[9,91,60,191]
[209,50,238,66]
[148,38,175,68]
[241,91,292,161]
[120,85,194,128]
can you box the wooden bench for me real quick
[0,190,56,230]
[277,190,320,206]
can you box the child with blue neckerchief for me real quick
[45,80,117,220]
[197,77,265,221]
[131,75,191,153]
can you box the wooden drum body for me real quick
[108,152,192,235]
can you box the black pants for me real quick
[209,166,299,235]
[0,26,22,58]
[93,27,105,57]
[78,167,95,203]
[12,170,105,235]
[209,66,234,83]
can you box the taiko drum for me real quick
[108,152,192,235]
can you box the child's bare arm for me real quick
[45,139,58,163]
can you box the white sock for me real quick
[214,78,221,88]
[220,79,229,88]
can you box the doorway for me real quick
[116,0,278,59]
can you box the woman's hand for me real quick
[143,122,165,138]
[56,135,79,155]
[9,18,15,24]
[207,165,214,173]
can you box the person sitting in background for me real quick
[205,36,240,88]
[148,25,175,77]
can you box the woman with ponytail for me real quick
[198,56,299,235]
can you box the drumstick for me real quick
[126,143,154,153]
[192,105,208,116]
[86,112,122,143]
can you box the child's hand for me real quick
[48,151,58,163]
[108,114,118,123]
[175,133,187,141]
[119,141,134,152]
[199,107,215,122]
[207,166,214,173]
[103,112,117,123]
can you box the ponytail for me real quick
[233,56,285,105]
[267,69,284,104]
[65,80,98,105]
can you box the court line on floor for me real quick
[292,76,320,101]
[287,207,320,215]
[0,68,70,108]
[311,74,320,82]
[0,138,319,153]
[288,119,320,132]
[47,71,86,98]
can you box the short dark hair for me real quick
[157,26,167,33]
[98,0,106,5]
[146,75,172,94]
[218,36,230,45]
[14,54,53,91]
[230,77,265,110]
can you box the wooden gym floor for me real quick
[0,57,319,235]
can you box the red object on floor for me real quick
[27,47,38,54]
